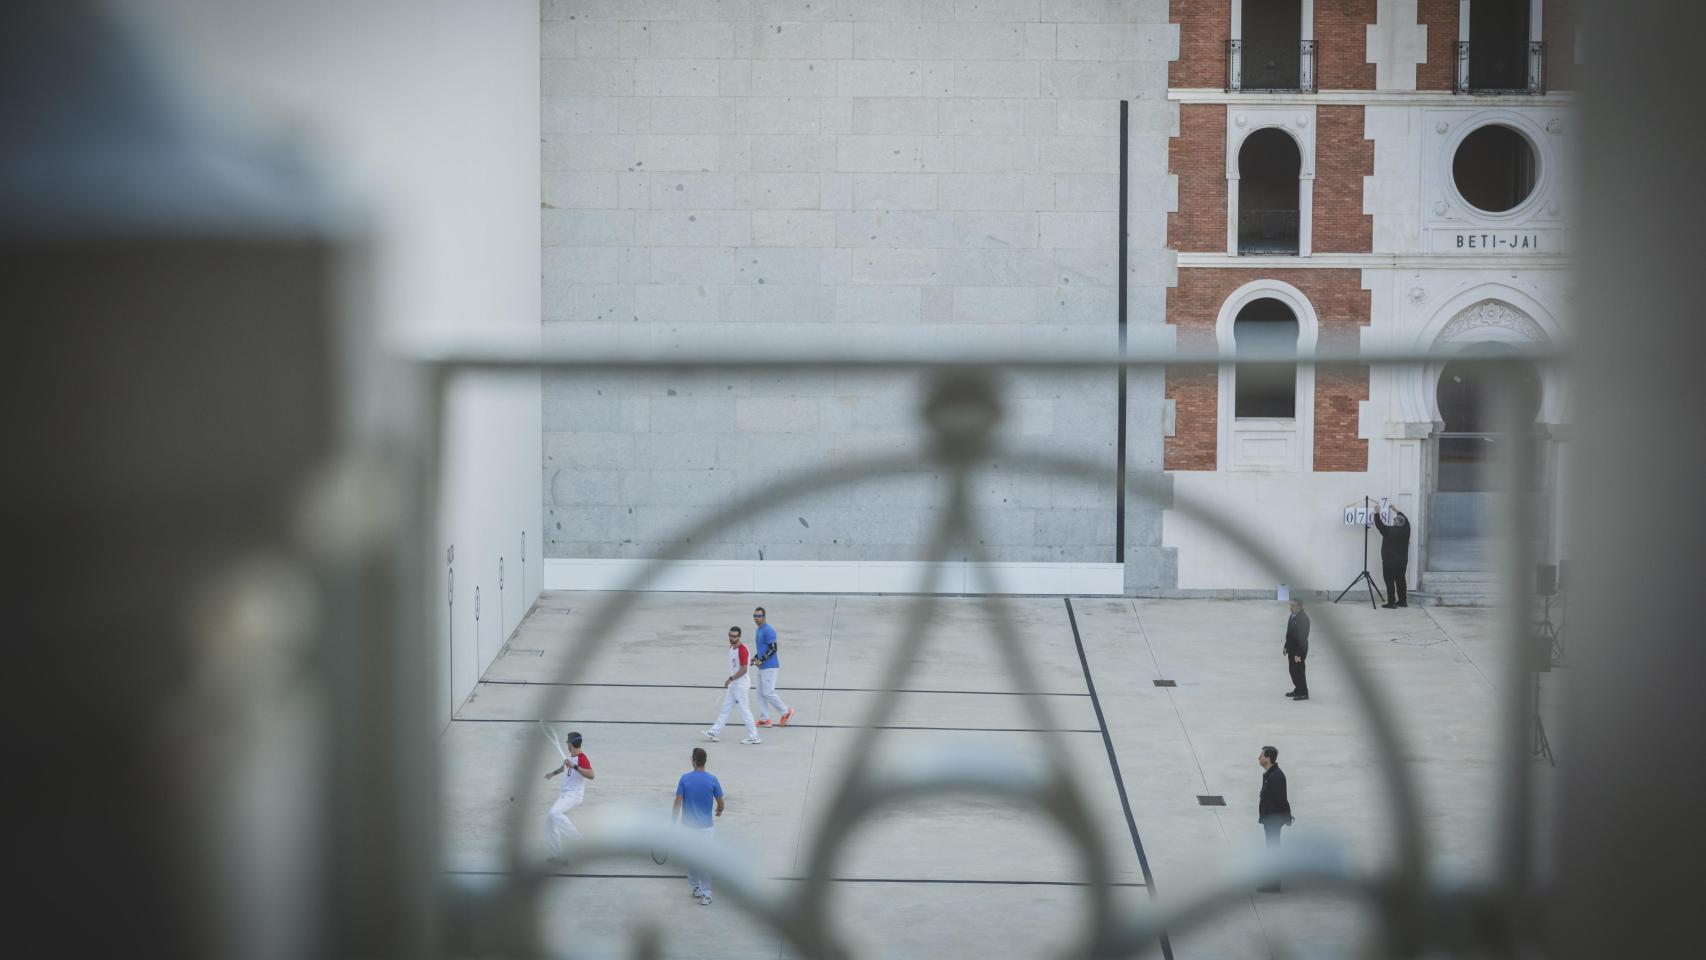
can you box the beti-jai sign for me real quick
[1429,228,1567,254]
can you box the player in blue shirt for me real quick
[751,606,793,727]
[672,747,725,905]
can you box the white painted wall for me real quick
[154,0,544,726]
[1164,470,1388,592]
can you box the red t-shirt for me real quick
[559,752,591,798]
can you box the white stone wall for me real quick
[162,0,545,723]
[541,0,1178,576]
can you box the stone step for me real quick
[1418,569,1505,607]
[1422,571,1501,586]
[1411,590,1502,608]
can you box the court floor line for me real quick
[1065,597,1174,960]
[452,718,1103,733]
[445,869,1147,888]
[478,679,1090,697]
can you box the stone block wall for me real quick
[541,0,1177,577]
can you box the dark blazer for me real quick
[1373,512,1411,565]
[1259,764,1291,823]
[1284,609,1310,658]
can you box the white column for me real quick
[1298,176,1313,257]
[1227,176,1241,255]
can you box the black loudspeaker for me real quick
[1536,564,1557,597]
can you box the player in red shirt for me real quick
[703,626,761,744]
[543,730,595,861]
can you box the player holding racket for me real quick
[673,747,724,905]
[543,730,594,861]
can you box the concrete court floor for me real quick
[441,591,1565,959]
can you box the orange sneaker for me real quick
[778,708,793,727]
[756,718,772,727]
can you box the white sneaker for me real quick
[740,735,762,745]
[702,729,719,741]
[697,893,712,905]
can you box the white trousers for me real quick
[710,681,757,738]
[545,793,582,856]
[687,825,713,896]
[755,668,788,719]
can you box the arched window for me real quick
[1233,298,1301,418]
[1215,281,1319,471]
[1238,129,1301,255]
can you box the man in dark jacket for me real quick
[1284,599,1309,700]
[1258,745,1293,891]
[1373,504,1411,608]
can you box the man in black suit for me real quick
[1284,599,1309,700]
[1258,745,1293,891]
[1373,504,1411,608]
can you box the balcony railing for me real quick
[1456,40,1546,94]
[1227,38,1317,93]
[1237,208,1301,255]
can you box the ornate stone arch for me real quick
[1399,282,1565,426]
[1226,104,1317,255]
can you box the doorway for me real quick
[1430,344,1546,571]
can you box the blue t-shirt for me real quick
[754,622,780,670]
[676,770,723,828]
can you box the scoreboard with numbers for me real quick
[1343,499,1394,526]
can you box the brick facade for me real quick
[1167,103,1228,252]
[1314,0,1377,90]
[1170,0,1229,89]
[1164,268,1370,472]
[1415,0,1460,91]
[1312,105,1373,252]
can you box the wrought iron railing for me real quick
[1227,39,1317,93]
[1237,208,1301,255]
[1456,40,1547,95]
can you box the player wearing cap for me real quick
[703,626,761,745]
[543,730,594,861]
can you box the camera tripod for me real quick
[1335,496,1387,609]
[1531,669,1554,765]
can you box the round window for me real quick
[1451,124,1539,213]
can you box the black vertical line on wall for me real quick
[1115,99,1129,564]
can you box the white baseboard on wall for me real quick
[542,558,1126,596]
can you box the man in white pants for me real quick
[751,606,793,728]
[543,730,594,861]
[703,625,761,744]
[672,747,724,905]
